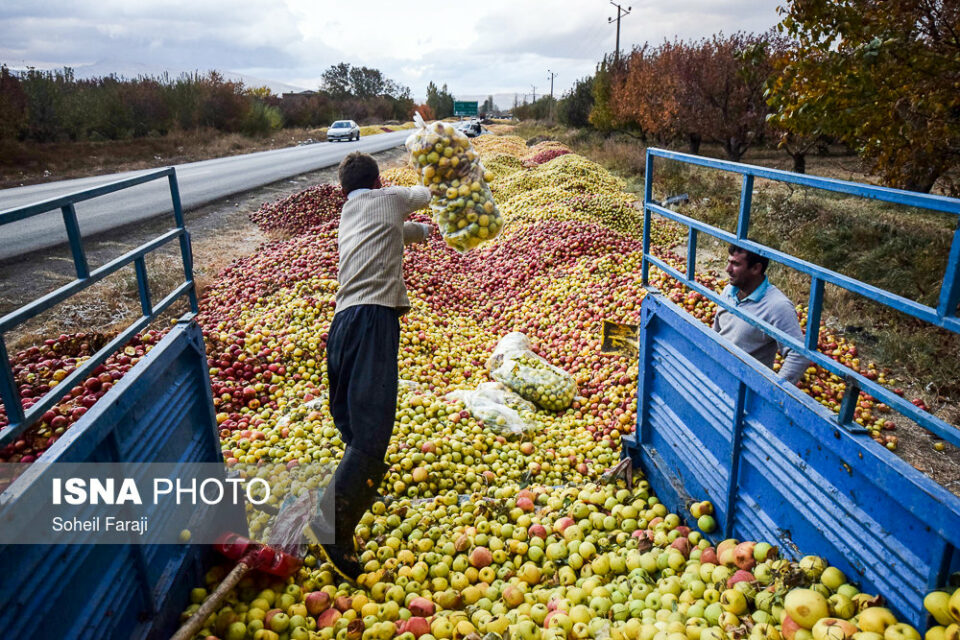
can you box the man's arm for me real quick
[712,285,733,332]
[770,299,810,384]
[396,186,431,219]
[778,346,810,384]
[403,222,432,246]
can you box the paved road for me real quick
[0,130,411,261]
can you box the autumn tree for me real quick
[196,71,248,132]
[612,43,684,146]
[772,0,960,193]
[689,32,780,161]
[415,103,435,121]
[764,44,825,174]
[279,93,335,127]
[609,33,779,159]
[245,86,275,101]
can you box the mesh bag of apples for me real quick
[445,382,539,435]
[486,332,578,412]
[405,112,503,252]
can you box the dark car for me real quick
[327,120,360,142]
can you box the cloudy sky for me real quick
[1,0,785,104]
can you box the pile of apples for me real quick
[525,148,572,166]
[472,135,530,160]
[523,145,573,168]
[2,132,919,464]
[482,155,526,182]
[0,330,164,463]
[250,185,346,235]
[924,587,960,640]
[183,479,941,640]
[523,141,573,158]
[382,168,419,187]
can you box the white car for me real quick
[456,120,482,138]
[327,120,360,142]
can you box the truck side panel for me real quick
[626,293,960,628]
[0,319,234,640]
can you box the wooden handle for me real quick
[170,560,252,640]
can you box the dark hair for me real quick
[339,152,379,195]
[728,244,769,273]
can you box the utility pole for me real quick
[531,85,537,103]
[546,70,557,121]
[608,1,631,62]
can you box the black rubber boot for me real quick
[315,540,364,584]
[307,447,388,583]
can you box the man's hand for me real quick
[403,222,434,246]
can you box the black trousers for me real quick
[315,304,399,546]
[326,304,400,460]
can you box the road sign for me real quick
[454,101,478,117]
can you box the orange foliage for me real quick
[415,103,435,121]
[609,33,782,160]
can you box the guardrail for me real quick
[641,148,960,446]
[0,168,198,445]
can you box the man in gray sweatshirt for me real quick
[713,245,810,383]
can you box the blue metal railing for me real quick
[0,168,198,445]
[641,148,960,447]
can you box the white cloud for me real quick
[1,0,784,99]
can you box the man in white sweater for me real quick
[713,245,810,384]
[308,152,433,582]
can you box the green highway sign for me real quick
[454,101,479,116]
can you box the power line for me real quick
[608,1,631,62]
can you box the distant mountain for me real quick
[67,60,309,95]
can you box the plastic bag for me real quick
[486,332,577,412]
[405,112,504,252]
[445,382,540,435]
[398,379,423,393]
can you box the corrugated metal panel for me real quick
[626,293,960,628]
[0,319,236,640]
